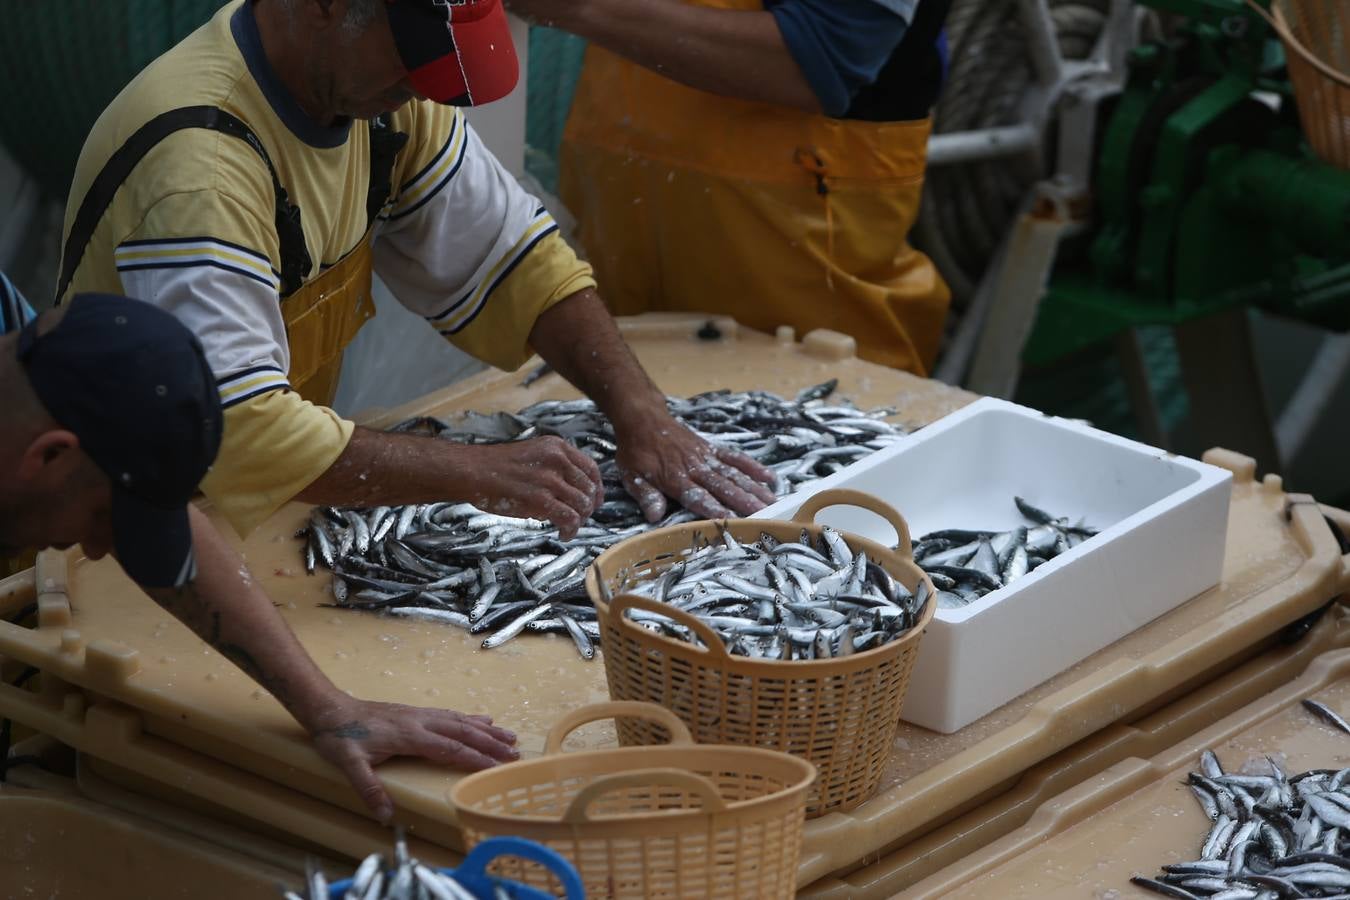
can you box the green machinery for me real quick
[1025,0,1350,362]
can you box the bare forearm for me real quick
[528,289,672,439]
[295,407,605,534]
[146,508,341,731]
[296,428,474,508]
[540,0,820,112]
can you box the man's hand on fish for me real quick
[458,435,605,539]
[614,413,778,522]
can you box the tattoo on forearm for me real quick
[147,584,291,704]
[215,641,266,683]
[321,721,371,740]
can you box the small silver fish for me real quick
[1304,699,1350,734]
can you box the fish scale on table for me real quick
[1131,699,1350,899]
[298,381,909,659]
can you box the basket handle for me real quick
[545,700,694,754]
[561,767,728,824]
[1245,0,1350,87]
[607,593,733,660]
[792,488,915,559]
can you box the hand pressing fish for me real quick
[1132,733,1350,899]
[912,496,1099,610]
[299,382,908,659]
[610,524,930,660]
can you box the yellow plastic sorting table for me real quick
[0,315,1345,891]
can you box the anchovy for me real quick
[1305,700,1350,734]
[386,606,472,629]
[481,603,556,649]
[1130,877,1203,899]
[559,614,597,660]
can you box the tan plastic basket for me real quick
[583,488,936,818]
[450,701,816,899]
[1252,0,1350,169]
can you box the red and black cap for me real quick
[17,294,222,589]
[386,0,519,107]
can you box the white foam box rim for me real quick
[752,397,1233,733]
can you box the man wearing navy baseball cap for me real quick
[0,290,516,822]
[6,291,223,588]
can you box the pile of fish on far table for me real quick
[300,381,909,659]
[1131,700,1350,899]
[607,524,930,660]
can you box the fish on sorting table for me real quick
[289,829,480,900]
[298,382,910,659]
[1132,738,1350,899]
[910,496,1099,609]
[1305,700,1350,735]
[613,524,929,660]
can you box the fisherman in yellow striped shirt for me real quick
[60,0,777,543]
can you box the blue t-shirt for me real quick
[0,272,37,334]
[766,0,948,121]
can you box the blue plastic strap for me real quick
[457,837,586,900]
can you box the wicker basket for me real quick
[1253,0,1350,169]
[451,701,816,899]
[584,488,936,817]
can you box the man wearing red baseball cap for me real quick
[386,0,521,106]
[62,0,775,559]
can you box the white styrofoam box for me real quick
[752,397,1233,733]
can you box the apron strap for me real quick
[366,114,409,227]
[57,106,313,302]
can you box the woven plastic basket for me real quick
[1252,0,1350,169]
[583,488,936,817]
[451,701,816,899]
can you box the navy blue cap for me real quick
[16,294,223,588]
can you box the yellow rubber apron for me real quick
[280,235,377,406]
[558,0,950,374]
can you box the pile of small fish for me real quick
[1130,700,1350,899]
[609,524,930,660]
[913,496,1098,609]
[301,382,908,658]
[289,832,489,900]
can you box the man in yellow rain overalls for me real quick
[59,0,777,546]
[510,0,953,374]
